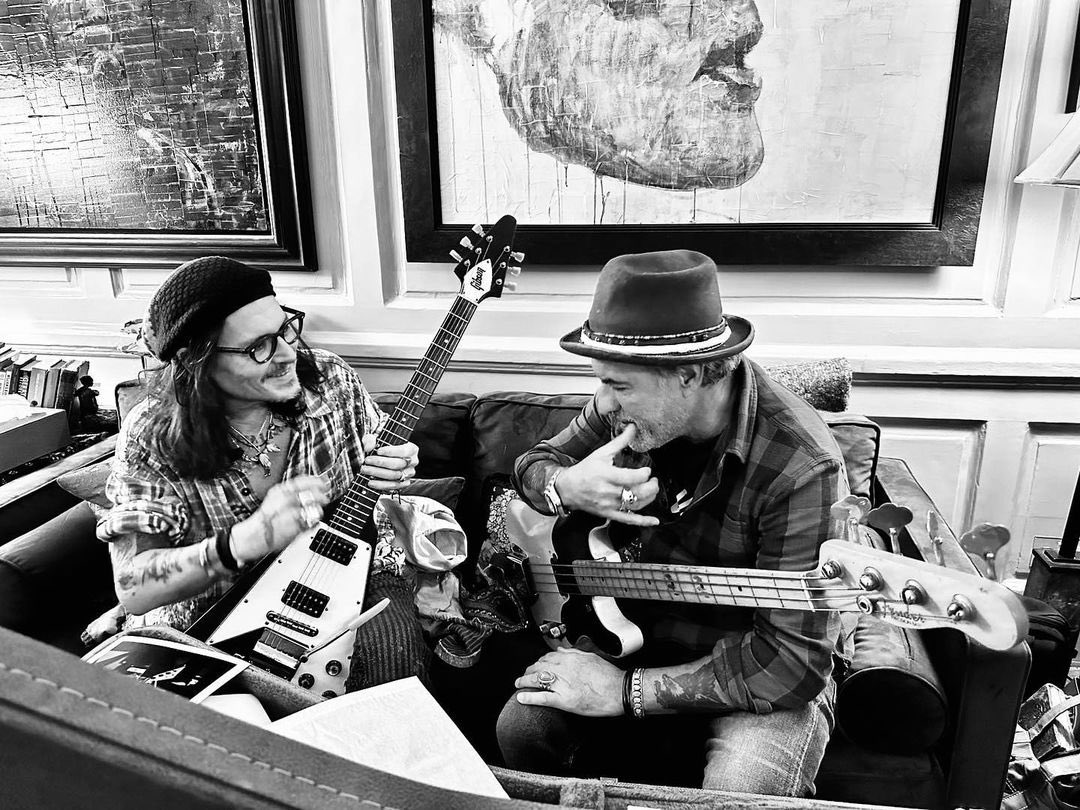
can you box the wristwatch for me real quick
[543,468,570,517]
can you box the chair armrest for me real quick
[0,434,116,544]
[873,456,978,574]
[873,455,1030,810]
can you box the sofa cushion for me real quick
[768,358,851,413]
[374,392,477,480]
[398,476,466,512]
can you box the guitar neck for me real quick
[327,295,478,536]
[567,560,831,611]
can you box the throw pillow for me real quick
[56,457,113,508]
[765,357,852,413]
[394,475,467,513]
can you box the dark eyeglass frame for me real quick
[213,306,306,364]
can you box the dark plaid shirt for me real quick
[513,359,846,713]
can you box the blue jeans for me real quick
[497,678,836,796]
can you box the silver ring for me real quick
[536,670,556,690]
[620,487,637,511]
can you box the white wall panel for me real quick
[1010,427,1080,576]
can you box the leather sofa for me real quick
[0,371,1030,809]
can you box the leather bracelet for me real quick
[630,667,646,719]
[544,468,569,518]
[216,530,241,572]
[622,669,634,716]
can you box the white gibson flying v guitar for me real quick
[501,503,1029,654]
[188,215,523,697]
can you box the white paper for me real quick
[269,676,507,799]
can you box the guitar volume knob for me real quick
[297,673,315,689]
[325,660,342,677]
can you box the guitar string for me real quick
[525,573,864,602]
[528,560,877,584]
[522,579,865,610]
[272,292,483,632]
[284,300,472,622]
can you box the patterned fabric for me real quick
[512,358,847,713]
[97,348,388,631]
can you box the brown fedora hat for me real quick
[560,250,753,365]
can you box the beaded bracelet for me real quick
[630,667,646,719]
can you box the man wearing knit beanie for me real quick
[97,256,429,693]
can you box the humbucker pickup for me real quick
[310,530,358,565]
[282,581,330,617]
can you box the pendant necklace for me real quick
[228,411,282,477]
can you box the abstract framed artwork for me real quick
[0,0,315,270]
[392,0,1010,266]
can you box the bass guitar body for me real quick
[506,508,644,658]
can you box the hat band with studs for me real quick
[579,320,733,356]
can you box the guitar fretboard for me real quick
[327,295,478,537]
[567,561,840,611]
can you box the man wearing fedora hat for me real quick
[497,250,847,796]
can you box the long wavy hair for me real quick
[141,323,325,479]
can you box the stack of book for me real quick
[0,344,90,411]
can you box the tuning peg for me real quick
[449,249,464,264]
[959,523,1009,581]
[507,265,522,277]
[510,250,525,262]
[459,237,473,250]
[926,509,946,566]
[471,223,484,236]
[502,280,519,292]
[866,503,913,555]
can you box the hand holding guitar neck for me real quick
[360,433,420,493]
[959,523,1010,581]
[830,495,872,543]
[866,503,914,554]
[556,425,660,527]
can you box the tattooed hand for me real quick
[514,648,625,717]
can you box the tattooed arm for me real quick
[108,531,229,616]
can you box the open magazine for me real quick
[82,634,248,704]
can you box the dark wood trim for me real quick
[392,0,1011,266]
[0,0,317,271]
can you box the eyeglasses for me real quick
[214,307,305,364]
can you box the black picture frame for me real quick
[393,0,1011,267]
[0,0,316,271]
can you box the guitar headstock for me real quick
[816,539,1028,651]
[451,214,524,304]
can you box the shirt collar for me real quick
[724,357,758,464]
[300,385,332,420]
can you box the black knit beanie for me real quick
[147,256,276,361]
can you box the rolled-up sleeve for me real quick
[96,409,190,544]
[512,394,610,512]
[710,457,845,712]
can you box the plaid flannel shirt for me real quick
[513,359,847,713]
[97,348,387,631]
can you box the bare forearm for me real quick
[643,655,730,715]
[112,534,233,615]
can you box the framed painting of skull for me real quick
[0,0,316,270]
[392,0,1010,266]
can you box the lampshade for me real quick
[1015,112,1080,187]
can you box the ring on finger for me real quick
[535,670,557,691]
[620,487,637,511]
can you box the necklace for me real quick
[228,411,282,477]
